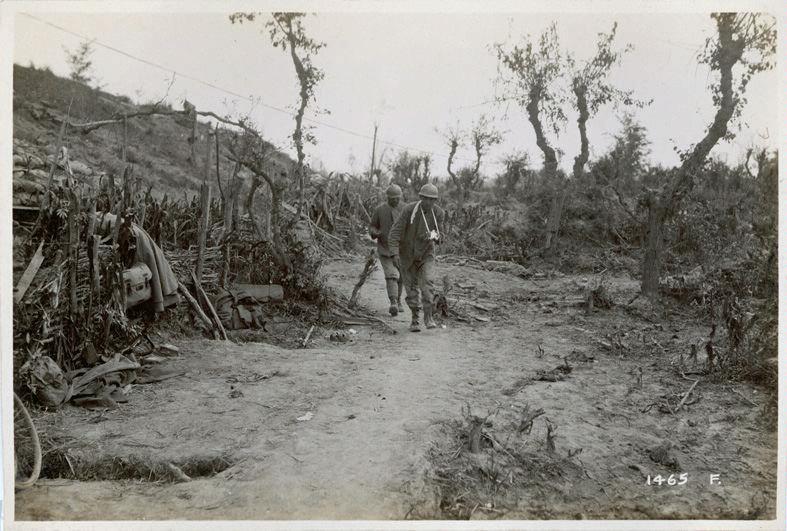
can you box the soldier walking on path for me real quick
[389,183,444,332]
[369,184,405,316]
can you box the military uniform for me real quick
[389,185,444,331]
[370,185,404,315]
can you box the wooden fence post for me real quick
[67,186,80,317]
[195,131,212,284]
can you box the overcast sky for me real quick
[11,8,778,178]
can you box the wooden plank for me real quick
[195,182,211,284]
[177,281,218,339]
[14,242,44,303]
[190,270,228,341]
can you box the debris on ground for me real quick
[410,407,590,520]
[647,441,681,471]
[535,360,573,382]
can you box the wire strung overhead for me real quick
[20,12,477,163]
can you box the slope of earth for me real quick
[12,64,289,198]
[14,258,777,522]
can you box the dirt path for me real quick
[15,258,778,522]
[16,259,497,520]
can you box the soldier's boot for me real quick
[409,309,422,332]
[424,307,437,329]
[397,280,404,312]
[386,279,399,316]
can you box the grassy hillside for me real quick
[12,63,292,199]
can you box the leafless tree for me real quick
[445,115,502,201]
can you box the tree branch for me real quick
[63,108,259,137]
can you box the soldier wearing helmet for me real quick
[388,183,444,332]
[370,184,405,316]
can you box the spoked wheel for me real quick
[14,392,41,490]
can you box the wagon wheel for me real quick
[14,392,42,490]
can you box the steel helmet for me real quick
[386,184,403,198]
[418,183,439,199]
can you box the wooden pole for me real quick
[177,281,218,339]
[13,242,44,304]
[190,270,228,340]
[113,121,130,312]
[121,113,127,162]
[195,132,212,284]
[67,187,79,317]
[215,123,224,203]
[369,123,378,182]
[349,249,378,306]
[224,161,241,239]
[203,129,212,183]
[189,109,198,166]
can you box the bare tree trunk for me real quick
[544,189,567,253]
[446,138,465,203]
[641,14,744,298]
[641,192,664,296]
[285,21,310,219]
[269,182,292,272]
[525,93,560,252]
[223,160,242,239]
[545,87,590,256]
[245,176,266,241]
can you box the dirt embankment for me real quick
[15,259,778,521]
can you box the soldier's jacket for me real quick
[388,201,444,263]
[369,202,402,257]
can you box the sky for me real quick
[10,7,779,178]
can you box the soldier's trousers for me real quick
[401,256,435,313]
[378,252,402,302]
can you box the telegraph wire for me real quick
[20,12,477,162]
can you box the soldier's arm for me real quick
[435,207,445,244]
[388,206,407,257]
[369,207,381,239]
